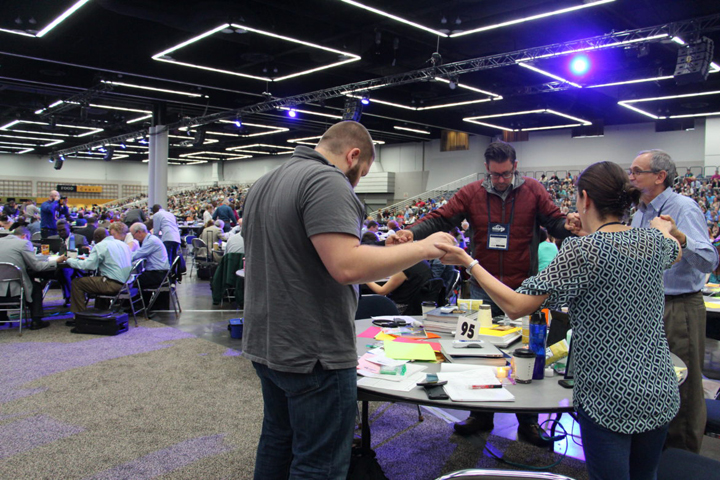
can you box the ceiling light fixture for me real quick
[340,0,448,37]
[277,107,343,119]
[394,126,431,134]
[152,23,360,82]
[0,0,91,38]
[464,109,591,131]
[618,90,720,119]
[127,114,153,124]
[450,0,615,37]
[517,62,583,88]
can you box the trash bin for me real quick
[229,318,244,339]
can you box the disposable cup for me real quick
[513,348,536,384]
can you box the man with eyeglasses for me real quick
[391,141,576,447]
[629,149,718,453]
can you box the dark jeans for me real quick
[163,241,180,269]
[0,282,46,323]
[577,406,669,480]
[252,362,357,480]
[56,265,82,300]
[468,283,538,426]
[137,270,167,289]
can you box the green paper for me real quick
[384,340,436,361]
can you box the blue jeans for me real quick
[252,362,357,480]
[468,283,537,425]
[577,406,669,480]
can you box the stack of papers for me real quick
[437,364,515,402]
[357,349,427,391]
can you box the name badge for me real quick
[487,222,510,251]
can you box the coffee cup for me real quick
[513,348,536,384]
[41,244,50,255]
[421,301,436,317]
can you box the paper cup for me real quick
[513,348,536,384]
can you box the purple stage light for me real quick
[288,109,297,118]
[570,55,590,75]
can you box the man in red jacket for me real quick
[392,141,576,447]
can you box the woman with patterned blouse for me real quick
[435,161,681,480]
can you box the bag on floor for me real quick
[196,261,218,280]
[72,309,129,336]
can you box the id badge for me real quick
[487,222,510,250]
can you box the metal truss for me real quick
[54,13,720,156]
[37,82,114,117]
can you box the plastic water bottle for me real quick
[69,235,75,252]
[529,312,547,380]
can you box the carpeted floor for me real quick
[0,318,593,479]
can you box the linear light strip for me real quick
[517,62,582,88]
[545,109,591,125]
[394,126,430,134]
[128,114,153,124]
[230,24,361,60]
[517,34,669,62]
[347,95,416,110]
[154,57,272,81]
[617,102,661,119]
[274,58,360,82]
[468,109,546,120]
[3,129,69,137]
[288,136,322,143]
[154,24,230,58]
[36,0,92,37]
[417,98,494,111]
[278,107,343,119]
[451,0,615,37]
[89,103,151,114]
[339,0,448,37]
[669,112,720,119]
[622,90,720,104]
[17,148,35,154]
[521,123,582,131]
[0,28,36,38]
[463,119,515,131]
[434,78,501,97]
[588,75,675,88]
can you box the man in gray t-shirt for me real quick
[242,121,454,480]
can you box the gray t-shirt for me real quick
[241,146,364,373]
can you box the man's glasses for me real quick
[627,168,657,176]
[488,171,515,180]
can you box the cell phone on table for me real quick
[558,379,574,389]
[417,380,447,387]
[425,385,449,400]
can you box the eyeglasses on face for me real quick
[627,168,657,177]
[488,171,515,180]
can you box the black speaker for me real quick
[53,157,64,170]
[102,146,114,161]
[342,97,363,122]
[674,37,714,85]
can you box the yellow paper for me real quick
[705,301,720,309]
[383,340,436,361]
[375,332,396,341]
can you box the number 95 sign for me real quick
[455,315,479,341]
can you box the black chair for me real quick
[94,259,147,326]
[355,294,400,320]
[657,448,720,480]
[143,256,182,316]
[0,262,29,335]
[189,238,209,277]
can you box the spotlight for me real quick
[360,94,370,105]
[103,146,114,161]
[48,158,54,163]
[570,55,590,75]
[448,76,459,90]
[98,146,107,153]
[138,137,148,145]
[119,143,126,149]
[288,109,297,118]
[235,115,243,128]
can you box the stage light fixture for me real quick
[570,55,590,75]
[103,147,114,161]
[53,156,64,170]
[360,94,370,105]
[235,115,243,128]
[342,98,363,121]
[288,109,297,118]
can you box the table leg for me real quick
[361,400,371,451]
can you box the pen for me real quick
[469,384,503,389]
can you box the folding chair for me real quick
[143,256,182,316]
[95,259,147,326]
[31,232,42,241]
[190,238,209,277]
[0,262,30,335]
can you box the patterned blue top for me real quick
[517,228,680,434]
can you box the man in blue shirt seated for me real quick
[64,223,132,316]
[129,222,169,289]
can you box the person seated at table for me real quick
[0,215,13,231]
[4,199,19,217]
[75,215,98,245]
[129,223,169,289]
[0,227,65,330]
[199,219,223,247]
[224,229,245,255]
[434,161,681,480]
[75,212,87,227]
[365,260,432,314]
[48,220,89,305]
[64,225,132,316]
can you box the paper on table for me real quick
[375,332,396,341]
[363,350,407,367]
[393,337,442,352]
[705,301,720,309]
[372,315,416,323]
[358,326,382,338]
[440,364,500,373]
[437,368,514,402]
[384,340,436,361]
[357,365,427,391]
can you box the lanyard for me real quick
[487,193,517,226]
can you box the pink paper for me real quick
[358,326,382,338]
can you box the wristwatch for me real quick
[465,259,479,275]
